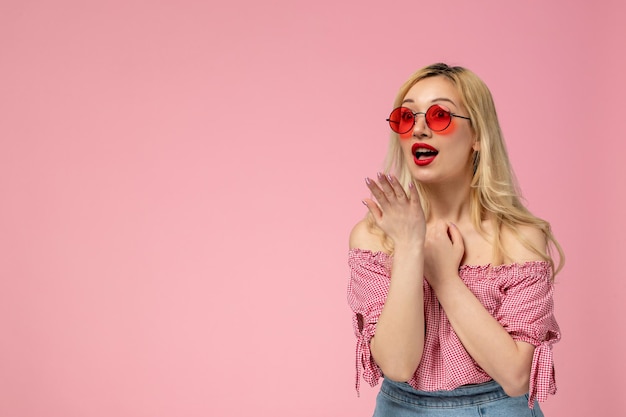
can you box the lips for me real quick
[411,143,439,166]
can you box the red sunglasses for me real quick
[387,104,471,134]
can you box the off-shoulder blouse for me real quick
[347,248,560,408]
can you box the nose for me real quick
[412,113,431,138]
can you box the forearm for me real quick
[434,276,534,396]
[370,245,425,381]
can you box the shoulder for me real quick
[500,223,547,264]
[349,217,389,253]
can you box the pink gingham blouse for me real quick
[347,248,560,408]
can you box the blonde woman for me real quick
[348,63,563,416]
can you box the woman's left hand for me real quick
[424,221,465,289]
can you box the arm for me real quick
[424,222,546,397]
[352,174,426,382]
[431,274,535,396]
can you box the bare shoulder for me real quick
[349,217,388,253]
[501,223,547,264]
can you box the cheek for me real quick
[437,119,459,135]
[399,132,413,140]
[400,142,414,160]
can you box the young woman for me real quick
[348,63,563,416]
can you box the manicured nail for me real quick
[408,181,414,189]
[362,200,367,206]
[377,172,383,180]
[365,177,371,185]
[386,174,393,183]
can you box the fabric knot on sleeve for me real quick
[490,261,560,408]
[527,339,557,407]
[347,249,392,393]
[354,320,382,394]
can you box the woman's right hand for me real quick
[363,173,426,248]
[362,174,427,380]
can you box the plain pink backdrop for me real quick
[1,1,624,416]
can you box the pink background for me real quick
[1,1,624,416]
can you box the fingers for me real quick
[362,198,382,222]
[427,221,458,245]
[447,222,465,250]
[379,173,407,200]
[446,222,459,243]
[365,173,409,209]
[365,176,389,209]
[407,180,421,208]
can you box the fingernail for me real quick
[377,172,383,180]
[386,174,393,183]
[362,200,367,206]
[365,177,371,185]
[408,181,414,189]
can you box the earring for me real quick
[472,151,480,174]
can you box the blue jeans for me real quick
[372,378,544,417]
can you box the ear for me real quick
[472,140,480,152]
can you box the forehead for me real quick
[403,76,462,107]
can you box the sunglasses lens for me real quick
[426,105,451,131]
[388,107,414,134]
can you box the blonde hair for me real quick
[377,63,564,276]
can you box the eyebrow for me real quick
[402,97,458,106]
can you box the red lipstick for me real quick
[411,143,439,166]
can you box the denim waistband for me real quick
[380,378,509,408]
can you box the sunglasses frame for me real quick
[386,104,471,134]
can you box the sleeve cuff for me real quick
[355,323,382,395]
[527,341,557,408]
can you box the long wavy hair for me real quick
[376,63,564,276]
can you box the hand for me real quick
[424,221,465,289]
[363,173,426,247]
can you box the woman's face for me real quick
[398,76,478,186]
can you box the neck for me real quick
[422,177,474,225]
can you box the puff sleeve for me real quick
[347,249,392,393]
[493,262,561,408]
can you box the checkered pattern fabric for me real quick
[347,248,560,409]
